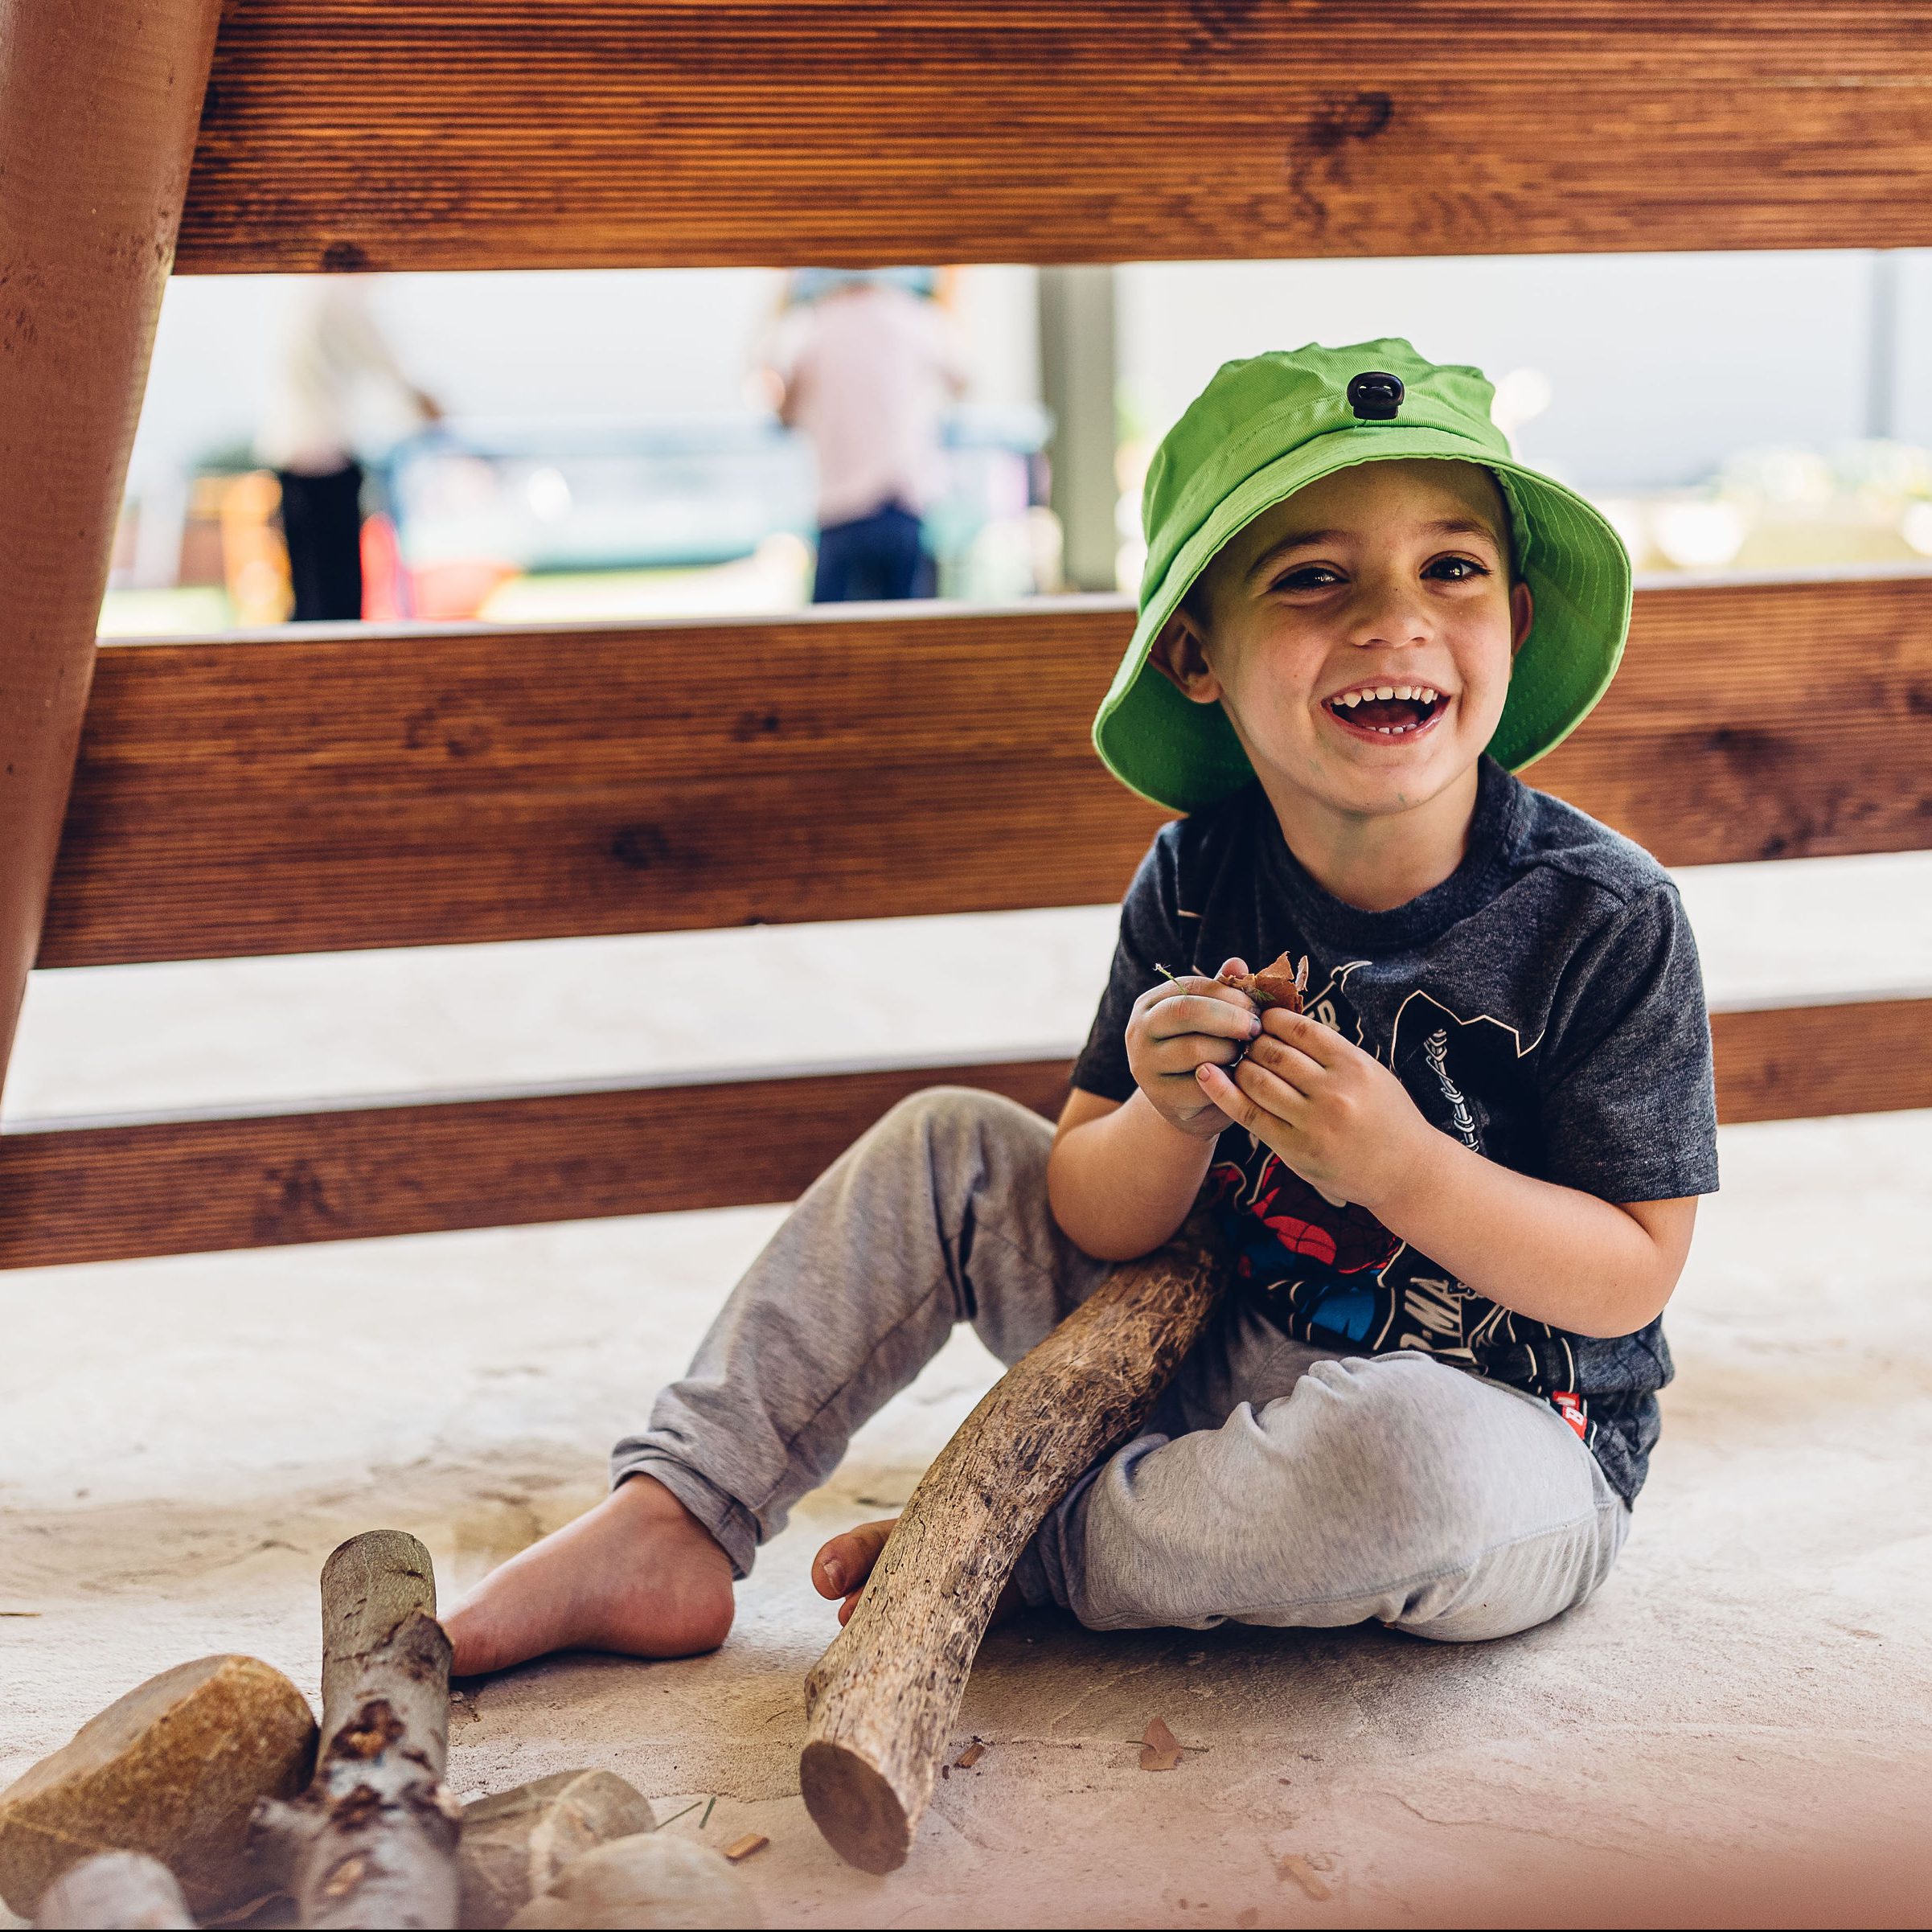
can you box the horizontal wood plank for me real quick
[178,4,1932,273]
[43,573,1932,968]
[1710,999,1932,1126]
[0,1060,1073,1270]
[1,997,1924,1269]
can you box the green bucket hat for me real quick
[1093,338,1632,812]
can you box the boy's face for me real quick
[1151,459,1533,821]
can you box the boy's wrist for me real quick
[1130,1085,1218,1147]
[1360,1117,1465,1233]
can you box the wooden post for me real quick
[799,1213,1224,1873]
[1038,264,1120,593]
[0,0,220,1086]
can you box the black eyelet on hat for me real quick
[1347,371,1404,421]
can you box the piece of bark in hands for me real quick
[1217,951,1308,1014]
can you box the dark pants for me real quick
[277,462,365,622]
[811,501,932,603]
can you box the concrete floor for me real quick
[2,875,1930,1926]
[3,1104,1930,1926]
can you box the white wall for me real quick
[130,251,1932,500]
[1118,251,1932,492]
[126,265,1041,491]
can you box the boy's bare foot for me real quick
[442,1475,735,1676]
[812,1517,1025,1628]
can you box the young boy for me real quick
[444,340,1717,1672]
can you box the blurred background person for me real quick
[762,269,967,602]
[255,278,442,621]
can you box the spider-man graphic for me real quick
[1210,1152,1401,1278]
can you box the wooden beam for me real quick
[0,0,223,1090]
[1710,998,1932,1126]
[0,1060,1073,1270]
[176,3,1932,274]
[0,998,1923,1270]
[41,573,1932,968]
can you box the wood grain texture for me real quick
[1711,1000,1932,1126]
[43,574,1932,968]
[0,1061,1073,1270]
[177,3,1932,273]
[0,1000,1926,1272]
[0,0,222,1086]
[800,1212,1226,1873]
[252,1533,458,1932]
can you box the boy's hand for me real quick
[1195,1004,1434,1211]
[1126,958,1262,1138]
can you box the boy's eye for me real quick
[1424,555,1490,582]
[1271,564,1345,592]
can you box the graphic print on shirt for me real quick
[1208,962,1593,1446]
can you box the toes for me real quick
[811,1516,900,1600]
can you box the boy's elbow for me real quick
[1576,1253,1686,1339]
[1045,1150,1166,1264]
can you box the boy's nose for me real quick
[1347,580,1431,649]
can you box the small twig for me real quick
[655,1799,702,1829]
[699,1796,716,1830]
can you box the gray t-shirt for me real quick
[1071,756,1720,1507]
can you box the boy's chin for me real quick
[1290,740,1478,817]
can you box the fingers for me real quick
[812,1516,897,1601]
[1231,1052,1312,1120]
[1146,994,1261,1043]
[1216,957,1250,980]
[1195,1061,1263,1134]
[1261,1004,1347,1064]
[1243,1030,1327,1091]
[1197,1056,1308,1134]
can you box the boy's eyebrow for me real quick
[1244,517,1503,583]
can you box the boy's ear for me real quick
[1148,608,1224,705]
[1508,578,1534,658]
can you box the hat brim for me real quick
[1093,429,1633,813]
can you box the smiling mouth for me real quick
[1323,682,1449,739]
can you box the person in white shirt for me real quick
[255,279,440,621]
[764,273,967,601]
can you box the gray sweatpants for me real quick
[613,1089,1629,1641]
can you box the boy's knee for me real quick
[871,1085,1052,1175]
[1270,1354,1512,1558]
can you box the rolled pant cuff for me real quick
[610,1452,761,1580]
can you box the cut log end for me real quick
[798,1741,911,1876]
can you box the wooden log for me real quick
[32,1852,194,1930]
[253,1532,459,1929]
[0,0,220,1097]
[502,1837,758,1931]
[457,1772,654,1932]
[799,1213,1226,1873]
[0,1654,317,1922]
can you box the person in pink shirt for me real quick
[765,271,968,601]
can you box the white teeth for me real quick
[1375,685,1395,700]
[1394,684,1413,700]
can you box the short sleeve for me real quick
[1069,827,1187,1103]
[1536,883,1721,1201]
